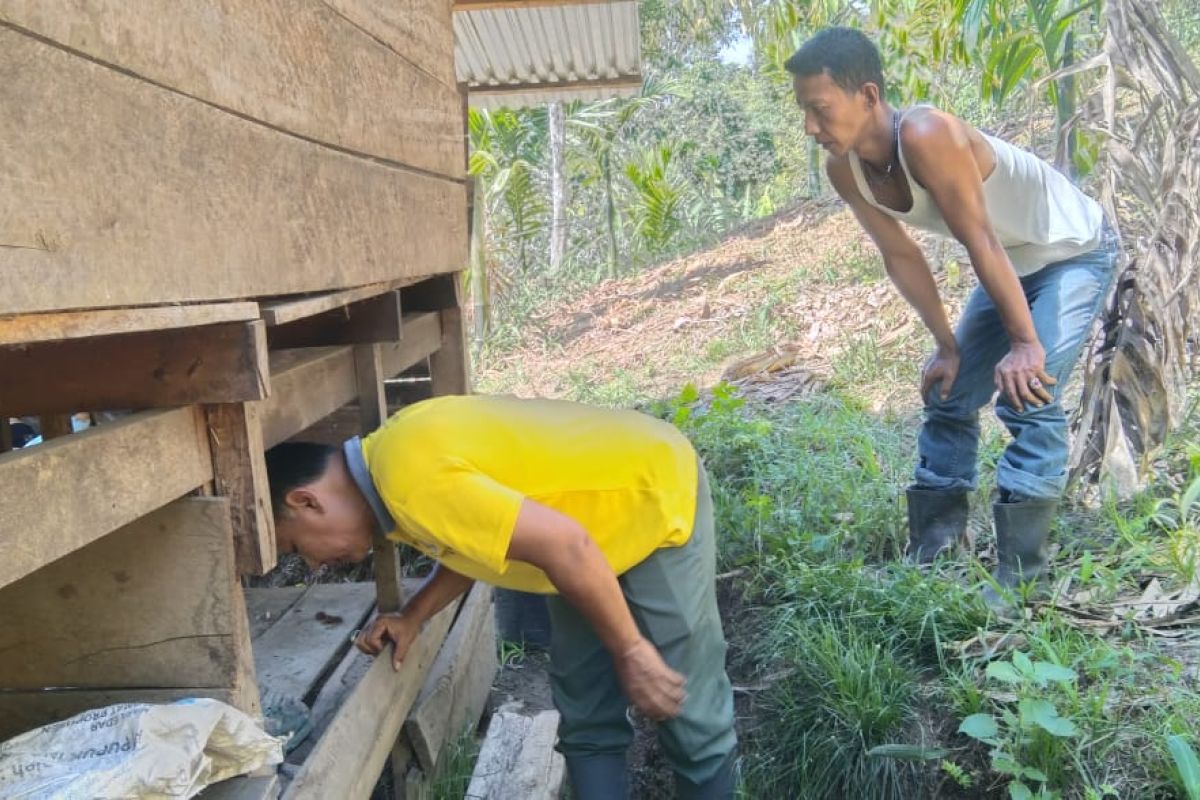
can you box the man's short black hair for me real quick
[265,441,337,518]
[784,27,886,97]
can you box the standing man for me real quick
[787,28,1119,602]
[266,394,737,799]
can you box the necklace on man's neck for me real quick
[863,109,901,187]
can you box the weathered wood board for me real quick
[0,28,466,315]
[1,320,270,416]
[404,583,498,772]
[280,601,458,800]
[0,407,212,591]
[0,301,260,346]
[322,0,457,90]
[0,498,249,690]
[0,687,241,742]
[250,583,377,704]
[0,0,463,178]
[262,311,441,448]
[206,401,276,575]
[466,710,566,800]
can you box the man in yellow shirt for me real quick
[266,395,737,799]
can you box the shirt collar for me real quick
[342,436,395,535]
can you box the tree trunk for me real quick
[604,152,618,279]
[468,177,489,349]
[548,101,568,274]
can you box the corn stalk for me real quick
[1067,0,1200,495]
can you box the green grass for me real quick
[654,377,1200,800]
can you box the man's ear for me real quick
[860,81,882,108]
[284,487,322,515]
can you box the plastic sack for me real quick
[0,698,284,799]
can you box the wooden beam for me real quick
[0,407,212,591]
[467,74,643,96]
[262,312,442,449]
[404,583,497,772]
[0,321,270,416]
[39,413,74,440]
[0,28,467,316]
[429,306,471,396]
[267,291,402,350]
[401,275,460,313]
[0,302,260,346]
[0,0,463,177]
[281,601,458,800]
[0,498,248,690]
[380,312,443,379]
[0,687,239,742]
[261,283,408,327]
[206,402,277,575]
[356,342,406,612]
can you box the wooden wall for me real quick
[0,1,467,315]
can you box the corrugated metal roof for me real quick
[454,1,642,109]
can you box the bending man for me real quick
[787,28,1119,601]
[266,394,737,798]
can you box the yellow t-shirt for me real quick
[361,395,698,594]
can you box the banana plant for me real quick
[952,0,1103,175]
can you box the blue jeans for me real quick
[915,224,1121,501]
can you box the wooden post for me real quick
[0,417,12,453]
[429,303,470,397]
[40,413,74,440]
[206,402,276,575]
[355,342,404,613]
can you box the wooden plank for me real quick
[356,341,405,613]
[263,347,357,449]
[429,306,471,396]
[323,0,457,90]
[401,274,460,312]
[0,29,467,316]
[245,586,310,640]
[207,402,277,575]
[1,321,270,416]
[0,302,260,346]
[39,413,74,440]
[0,407,212,591]
[465,710,565,800]
[197,774,280,800]
[0,498,245,690]
[267,291,402,350]
[0,688,239,742]
[404,583,497,772]
[380,312,443,378]
[261,283,407,327]
[252,584,377,704]
[0,0,464,179]
[262,312,441,449]
[281,601,458,800]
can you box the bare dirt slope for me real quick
[477,197,971,410]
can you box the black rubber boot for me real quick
[983,497,1057,608]
[676,750,738,800]
[565,753,629,800]
[905,488,969,564]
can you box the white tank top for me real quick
[849,106,1103,275]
